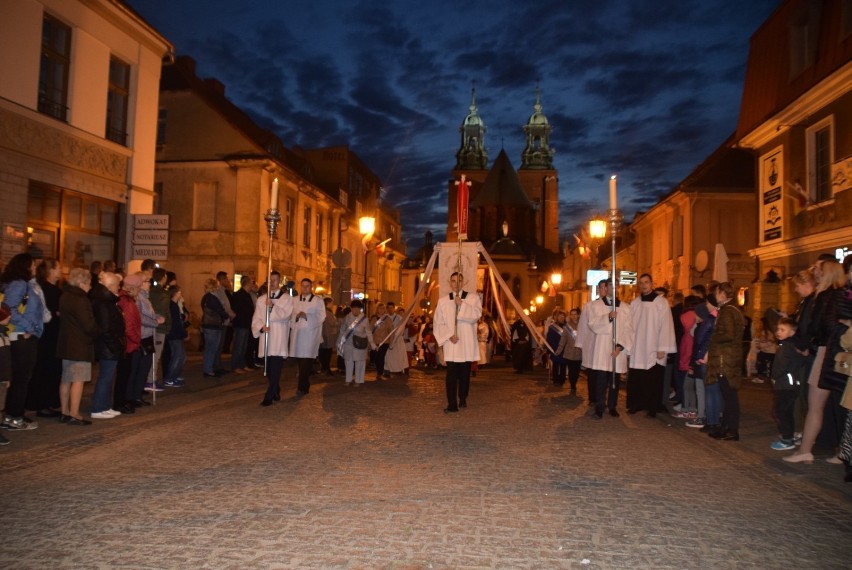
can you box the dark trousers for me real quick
[567,360,581,391]
[27,330,61,411]
[587,369,596,404]
[6,336,39,418]
[294,357,313,394]
[628,364,665,412]
[592,368,620,415]
[445,361,472,410]
[551,358,566,385]
[115,352,132,409]
[264,355,285,401]
[773,388,798,440]
[718,376,740,433]
[318,347,333,372]
[373,344,389,376]
[127,349,152,401]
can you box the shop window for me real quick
[38,14,71,121]
[27,182,118,267]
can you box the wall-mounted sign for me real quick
[134,214,169,229]
[131,245,168,260]
[760,148,783,244]
[132,229,169,245]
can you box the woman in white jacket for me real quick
[337,300,375,386]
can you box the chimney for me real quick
[205,78,225,96]
[176,55,196,75]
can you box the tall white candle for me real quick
[609,175,617,210]
[271,178,279,211]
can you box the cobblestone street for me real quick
[2,358,850,569]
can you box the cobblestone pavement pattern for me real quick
[1,360,851,569]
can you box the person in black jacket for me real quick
[769,318,807,451]
[230,276,256,373]
[56,268,100,425]
[164,286,188,387]
[89,272,126,419]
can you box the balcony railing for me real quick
[37,95,67,121]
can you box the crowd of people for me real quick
[537,257,852,483]
[2,253,850,485]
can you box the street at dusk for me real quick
[2,360,850,569]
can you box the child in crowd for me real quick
[753,317,778,383]
[423,325,437,368]
[769,318,807,451]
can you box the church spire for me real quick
[520,82,554,170]
[455,82,488,170]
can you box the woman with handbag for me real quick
[337,300,375,386]
[785,259,847,464]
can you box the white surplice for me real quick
[433,290,482,363]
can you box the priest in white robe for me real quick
[433,272,482,413]
[289,278,326,397]
[251,271,293,406]
[586,279,634,419]
[627,274,677,417]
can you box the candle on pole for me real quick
[270,177,279,211]
[609,175,617,210]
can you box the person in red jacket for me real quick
[115,274,143,414]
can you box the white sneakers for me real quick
[91,409,122,419]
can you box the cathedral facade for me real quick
[444,87,563,319]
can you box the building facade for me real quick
[156,57,403,315]
[630,139,757,296]
[736,0,852,316]
[0,0,171,270]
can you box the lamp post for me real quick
[359,215,375,317]
[263,177,281,376]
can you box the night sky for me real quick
[128,0,780,251]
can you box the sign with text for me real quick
[134,214,170,229]
[132,229,169,245]
[132,245,168,260]
[759,148,783,244]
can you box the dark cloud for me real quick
[128,0,780,251]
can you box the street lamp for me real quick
[359,215,375,316]
[588,217,607,270]
[550,272,562,287]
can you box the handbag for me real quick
[140,336,156,356]
[835,351,852,377]
[352,335,368,350]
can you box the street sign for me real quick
[132,245,168,260]
[619,270,637,285]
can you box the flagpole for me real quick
[454,174,469,337]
